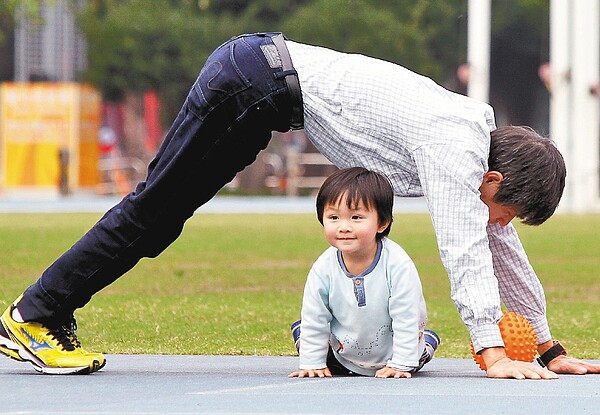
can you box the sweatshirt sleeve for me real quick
[298,259,334,370]
[386,245,426,369]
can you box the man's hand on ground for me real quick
[546,355,600,375]
[481,347,558,380]
[486,357,558,379]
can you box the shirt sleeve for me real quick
[386,250,425,370]
[412,142,504,352]
[487,223,551,344]
[298,261,334,370]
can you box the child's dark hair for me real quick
[316,167,394,239]
[489,125,566,225]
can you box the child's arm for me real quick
[290,260,334,378]
[386,245,427,372]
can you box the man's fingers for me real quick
[583,362,600,374]
[487,358,559,380]
[548,356,600,375]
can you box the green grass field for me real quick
[0,212,598,359]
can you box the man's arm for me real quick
[413,144,558,379]
[412,144,505,350]
[488,223,600,375]
[538,340,600,374]
[487,223,551,343]
[482,343,600,377]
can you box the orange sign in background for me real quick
[0,83,100,189]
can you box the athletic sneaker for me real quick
[290,320,301,353]
[0,322,24,362]
[0,296,106,375]
[419,329,441,368]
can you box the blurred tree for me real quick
[79,0,225,121]
[77,0,313,122]
[281,0,467,82]
[75,0,549,129]
[0,12,15,81]
[0,1,47,82]
[77,0,469,121]
[0,0,44,43]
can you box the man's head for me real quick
[316,167,394,240]
[486,125,566,226]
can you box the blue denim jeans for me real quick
[19,33,300,324]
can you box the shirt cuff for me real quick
[470,322,504,353]
[386,361,417,373]
[299,362,328,370]
[527,315,552,344]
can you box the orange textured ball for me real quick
[470,311,538,371]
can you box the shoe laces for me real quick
[67,318,82,349]
[48,317,81,351]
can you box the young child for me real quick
[289,167,440,379]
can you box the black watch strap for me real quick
[536,341,567,367]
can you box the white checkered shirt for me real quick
[286,40,551,351]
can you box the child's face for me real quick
[322,194,388,257]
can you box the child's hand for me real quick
[375,366,412,378]
[288,368,332,378]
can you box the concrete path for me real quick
[1,355,599,414]
[0,191,428,214]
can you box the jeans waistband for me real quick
[266,34,304,130]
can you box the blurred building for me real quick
[1,0,98,194]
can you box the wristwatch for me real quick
[536,340,567,367]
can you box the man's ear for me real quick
[479,171,504,198]
[483,171,504,185]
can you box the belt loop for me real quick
[270,34,304,130]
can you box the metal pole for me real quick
[570,0,600,212]
[550,0,573,212]
[467,0,491,103]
